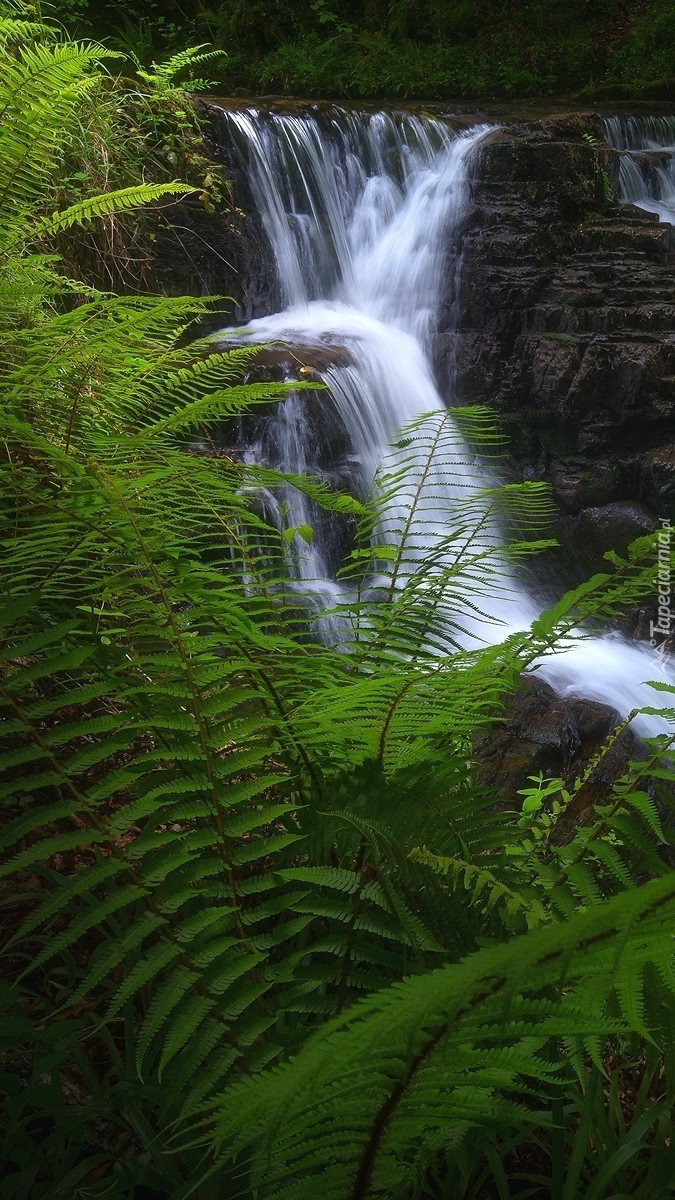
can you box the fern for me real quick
[0,39,122,233]
[0,14,51,44]
[205,875,675,1200]
[339,407,555,668]
[408,846,549,929]
[135,45,227,94]
[38,181,198,235]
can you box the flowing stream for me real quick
[214,105,672,736]
[605,114,675,225]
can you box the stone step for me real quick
[527,307,675,334]
[474,280,675,318]
[466,237,675,275]
[574,233,673,261]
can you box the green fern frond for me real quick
[136,45,227,94]
[0,40,122,230]
[205,875,675,1200]
[38,181,197,236]
[409,846,548,929]
[0,15,52,43]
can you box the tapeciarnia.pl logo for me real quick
[650,518,673,674]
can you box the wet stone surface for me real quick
[455,113,675,546]
[476,677,643,809]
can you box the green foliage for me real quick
[32,0,675,98]
[582,133,614,203]
[605,0,675,95]
[2,12,675,1200]
[206,875,675,1200]
[133,43,227,94]
[255,31,492,102]
[0,2,231,296]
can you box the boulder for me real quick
[568,499,658,561]
[476,676,642,810]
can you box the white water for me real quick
[216,105,672,737]
[605,114,675,225]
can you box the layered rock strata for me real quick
[455,114,675,562]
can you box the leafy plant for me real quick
[204,873,675,1200]
[133,43,226,93]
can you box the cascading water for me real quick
[605,114,675,225]
[214,104,672,736]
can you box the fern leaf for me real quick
[205,875,675,1200]
[38,182,197,237]
[29,883,147,971]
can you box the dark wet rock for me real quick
[146,200,245,301]
[549,458,621,511]
[560,499,658,563]
[456,114,675,529]
[219,341,354,382]
[144,101,279,324]
[214,340,358,482]
[187,333,355,466]
[477,676,642,807]
[638,444,675,512]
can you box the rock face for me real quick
[145,101,280,325]
[454,113,675,561]
[452,116,674,804]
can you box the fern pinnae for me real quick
[7,858,123,950]
[5,516,299,1080]
[38,181,197,237]
[621,788,666,843]
[0,43,113,218]
[209,877,675,1198]
[4,722,267,1072]
[408,846,548,930]
[0,827,112,876]
[376,672,420,766]
[68,909,167,1009]
[92,468,254,944]
[382,409,449,603]
[545,740,675,904]
[29,883,148,973]
[0,16,52,44]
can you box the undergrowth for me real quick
[47,0,675,100]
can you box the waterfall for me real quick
[605,114,675,225]
[213,104,672,736]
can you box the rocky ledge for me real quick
[477,677,642,808]
[454,112,675,565]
